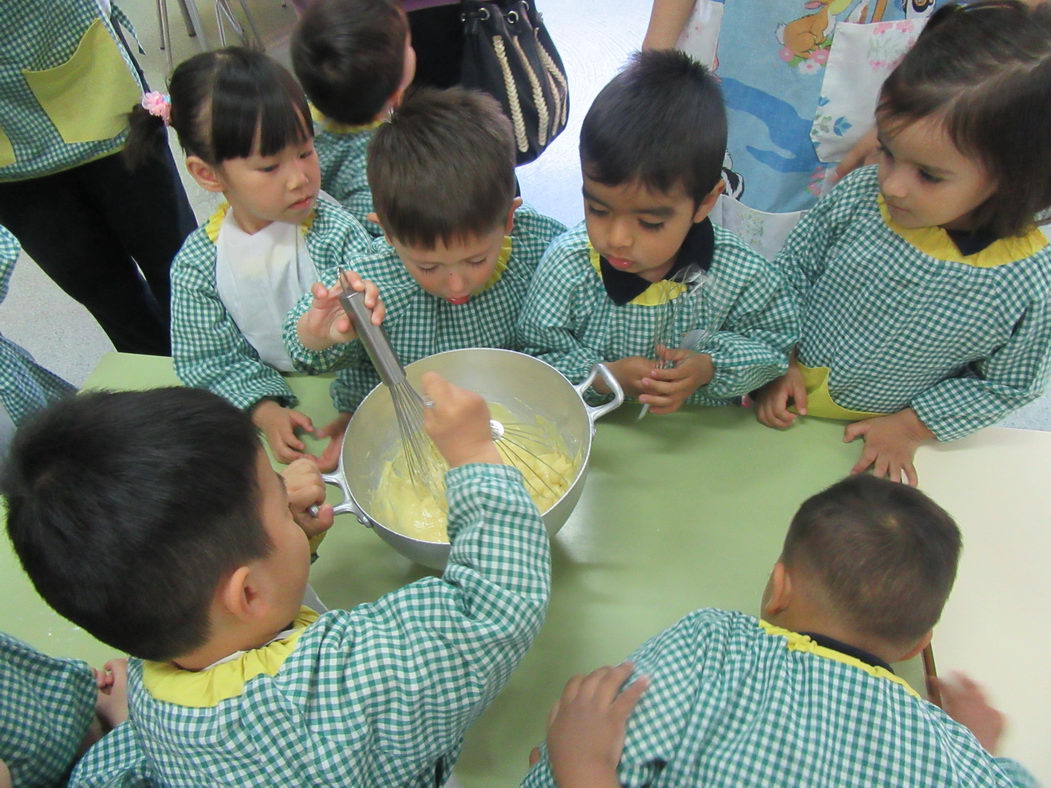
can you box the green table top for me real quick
[0,353,926,787]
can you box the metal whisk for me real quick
[638,262,710,420]
[488,416,572,500]
[339,282,443,492]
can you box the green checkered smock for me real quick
[522,609,1037,788]
[172,199,372,411]
[70,464,551,787]
[0,226,74,425]
[0,632,97,787]
[284,205,566,412]
[0,0,145,181]
[516,223,797,405]
[313,112,384,237]
[782,166,1051,441]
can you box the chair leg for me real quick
[178,0,209,50]
[158,0,173,73]
[235,0,264,49]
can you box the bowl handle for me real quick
[309,471,371,526]
[574,362,625,426]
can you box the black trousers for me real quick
[0,130,196,356]
[408,4,465,90]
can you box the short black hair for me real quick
[3,389,271,662]
[368,87,517,248]
[580,50,726,204]
[782,475,961,648]
[292,0,409,126]
[127,47,311,168]
[878,0,1051,238]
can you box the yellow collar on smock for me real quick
[878,195,1047,268]
[759,620,918,698]
[472,235,513,295]
[142,606,319,708]
[587,244,688,306]
[309,104,384,135]
[204,203,315,244]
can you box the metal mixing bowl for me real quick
[320,349,624,569]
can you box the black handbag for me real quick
[460,1,570,165]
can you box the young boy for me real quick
[516,50,797,414]
[292,0,416,235]
[522,475,1036,786]
[284,86,566,469]
[4,381,551,786]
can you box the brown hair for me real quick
[878,1,1051,238]
[581,49,726,204]
[367,87,517,248]
[782,475,961,648]
[126,47,311,168]
[292,0,408,126]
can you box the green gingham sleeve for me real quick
[517,229,607,383]
[776,170,863,299]
[911,296,1051,441]
[0,228,75,423]
[171,230,297,411]
[0,633,97,787]
[68,722,153,787]
[700,231,797,399]
[282,264,368,376]
[993,758,1040,788]
[319,463,550,771]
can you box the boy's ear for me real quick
[897,629,933,663]
[218,565,260,621]
[760,561,792,619]
[504,197,523,234]
[186,156,225,194]
[691,179,725,224]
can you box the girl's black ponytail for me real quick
[123,101,167,169]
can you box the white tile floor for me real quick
[2,0,1049,430]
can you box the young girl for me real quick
[125,48,373,463]
[755,0,1051,486]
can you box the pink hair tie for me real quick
[141,91,171,126]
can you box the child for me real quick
[0,225,74,460]
[517,50,797,414]
[523,475,1037,786]
[125,47,374,465]
[4,381,550,786]
[292,0,416,235]
[0,638,127,787]
[284,86,566,469]
[641,0,951,260]
[755,1,1051,486]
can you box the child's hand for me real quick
[843,407,933,486]
[931,672,1006,754]
[315,412,351,472]
[297,273,384,352]
[282,458,334,538]
[603,356,657,398]
[251,400,317,465]
[834,127,879,181]
[639,346,714,414]
[93,658,129,730]
[544,662,648,788]
[754,363,807,428]
[420,372,501,467]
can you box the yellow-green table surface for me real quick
[0,353,926,787]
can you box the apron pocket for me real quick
[22,19,140,146]
[0,127,14,168]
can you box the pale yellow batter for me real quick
[371,404,578,543]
